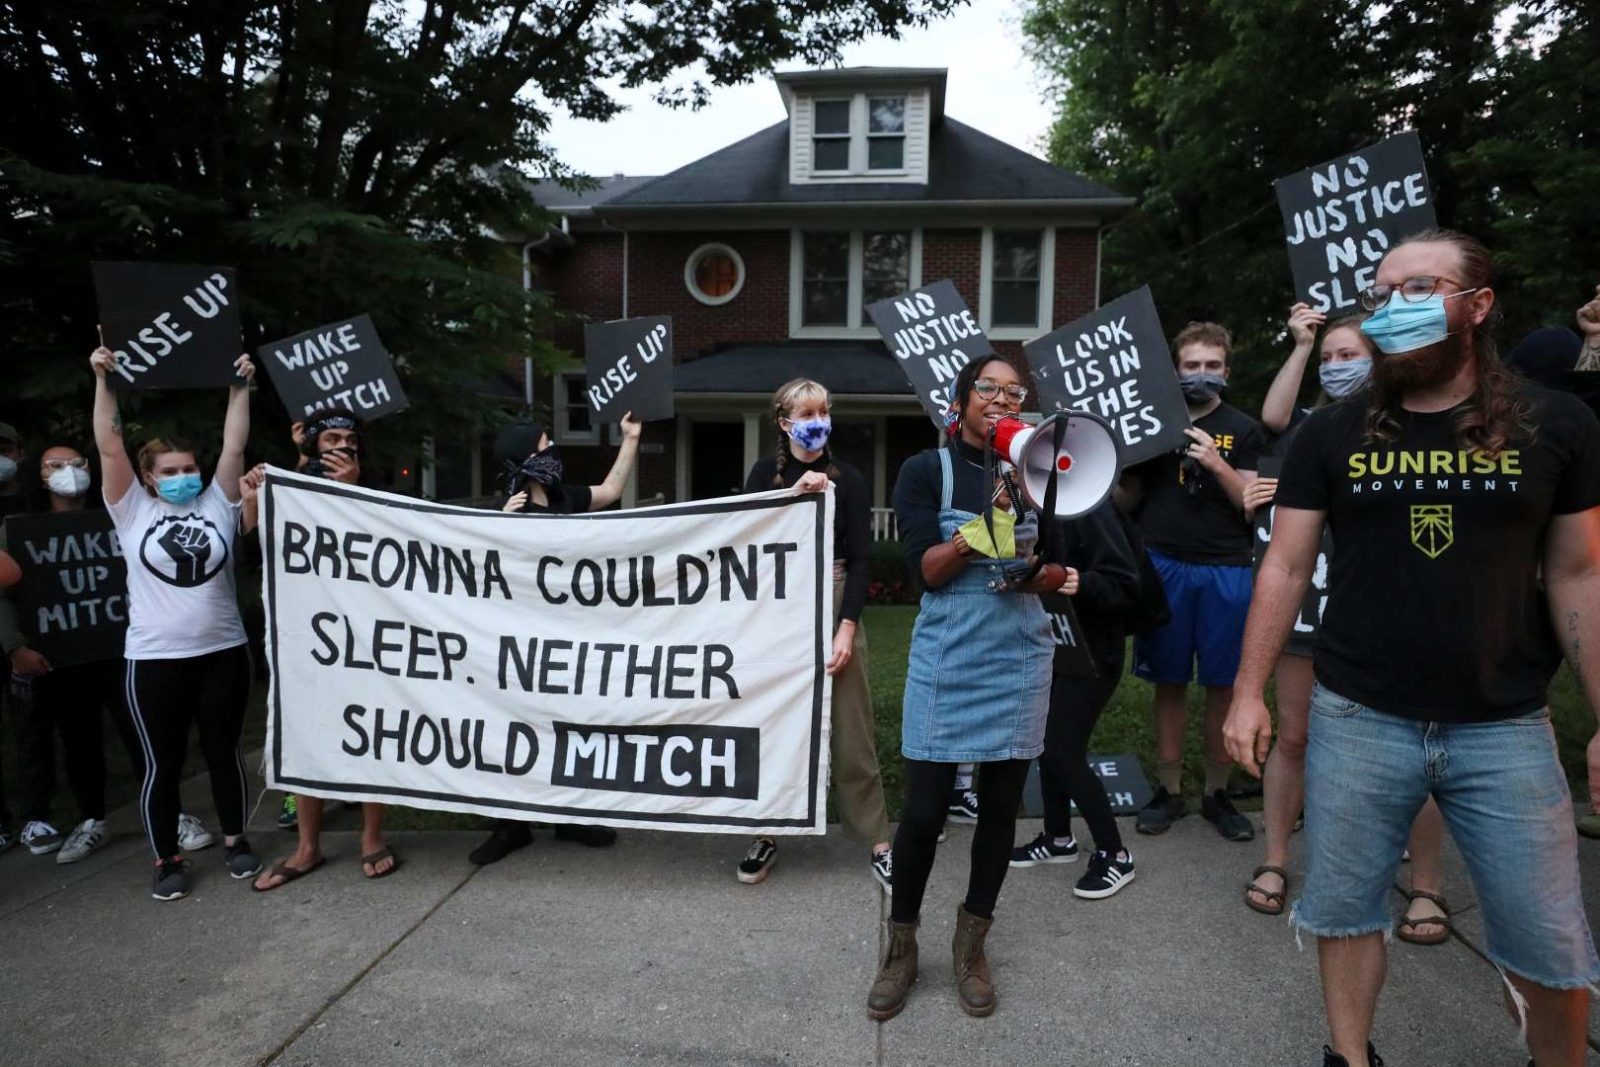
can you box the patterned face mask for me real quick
[786,416,832,452]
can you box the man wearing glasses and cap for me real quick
[1117,322,1264,842]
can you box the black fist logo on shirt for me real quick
[140,515,228,588]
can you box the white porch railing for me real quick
[871,507,898,542]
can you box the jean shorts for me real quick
[1293,684,1600,990]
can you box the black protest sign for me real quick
[1021,753,1152,817]
[3,511,127,667]
[583,316,674,422]
[866,280,995,430]
[92,262,242,391]
[1040,592,1098,679]
[259,314,409,421]
[1275,131,1436,313]
[1252,457,1331,641]
[1024,286,1190,467]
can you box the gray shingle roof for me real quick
[599,118,1126,211]
[527,174,662,211]
[675,343,913,396]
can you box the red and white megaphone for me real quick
[988,410,1121,518]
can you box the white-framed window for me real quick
[866,97,906,170]
[684,242,745,306]
[812,99,852,172]
[809,94,908,176]
[791,228,922,337]
[553,369,599,445]
[979,226,1056,340]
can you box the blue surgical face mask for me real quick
[787,416,832,452]
[1319,358,1373,399]
[0,455,16,484]
[155,472,203,505]
[1360,290,1478,355]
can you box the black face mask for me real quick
[503,446,563,498]
[305,446,360,480]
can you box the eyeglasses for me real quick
[973,378,1028,403]
[1358,276,1470,312]
[41,457,89,472]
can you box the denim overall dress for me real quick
[900,448,1053,763]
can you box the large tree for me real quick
[1,0,963,468]
[1023,0,1598,409]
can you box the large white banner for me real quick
[261,468,834,834]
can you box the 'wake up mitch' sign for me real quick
[259,314,409,422]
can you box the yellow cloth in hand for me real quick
[957,510,1015,560]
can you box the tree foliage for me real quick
[1022,0,1600,410]
[1,0,962,469]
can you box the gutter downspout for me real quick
[522,231,560,409]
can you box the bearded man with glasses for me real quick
[1226,229,1600,1067]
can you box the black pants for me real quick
[10,660,137,825]
[1038,665,1124,855]
[891,757,1031,923]
[125,645,251,859]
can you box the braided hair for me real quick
[770,377,840,486]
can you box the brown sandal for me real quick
[1397,889,1451,946]
[252,856,326,892]
[1245,865,1289,916]
[361,846,400,880]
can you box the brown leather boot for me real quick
[867,919,918,1020]
[951,904,996,1017]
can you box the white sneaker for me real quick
[176,813,216,851]
[56,819,108,864]
[20,820,63,855]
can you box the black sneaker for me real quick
[553,824,617,848]
[947,788,980,823]
[1201,789,1255,842]
[737,837,777,884]
[1074,850,1136,899]
[151,857,190,901]
[277,795,298,831]
[468,823,533,865]
[225,836,263,880]
[870,850,892,893]
[1009,832,1080,868]
[1136,787,1184,835]
[1322,1042,1383,1066]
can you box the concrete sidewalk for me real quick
[3,778,1598,1066]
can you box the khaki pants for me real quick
[830,579,891,845]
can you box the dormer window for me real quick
[813,100,852,171]
[808,94,908,175]
[867,98,906,170]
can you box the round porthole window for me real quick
[685,243,746,306]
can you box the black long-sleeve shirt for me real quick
[1040,502,1141,674]
[745,453,871,624]
[892,439,995,578]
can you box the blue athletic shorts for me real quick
[1131,549,1252,687]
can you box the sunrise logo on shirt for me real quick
[1409,504,1454,559]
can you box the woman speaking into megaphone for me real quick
[868,356,1067,1022]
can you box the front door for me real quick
[690,421,746,499]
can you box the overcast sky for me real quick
[543,0,1056,179]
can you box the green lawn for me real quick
[862,604,1594,817]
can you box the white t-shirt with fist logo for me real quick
[107,480,247,660]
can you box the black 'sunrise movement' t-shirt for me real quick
[1274,384,1600,723]
[1131,402,1263,566]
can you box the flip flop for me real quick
[252,856,326,892]
[361,846,400,880]
[1245,864,1289,916]
[1396,889,1451,946]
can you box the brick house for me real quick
[438,67,1129,518]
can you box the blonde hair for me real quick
[770,378,839,486]
[136,437,197,496]
[1172,321,1233,364]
